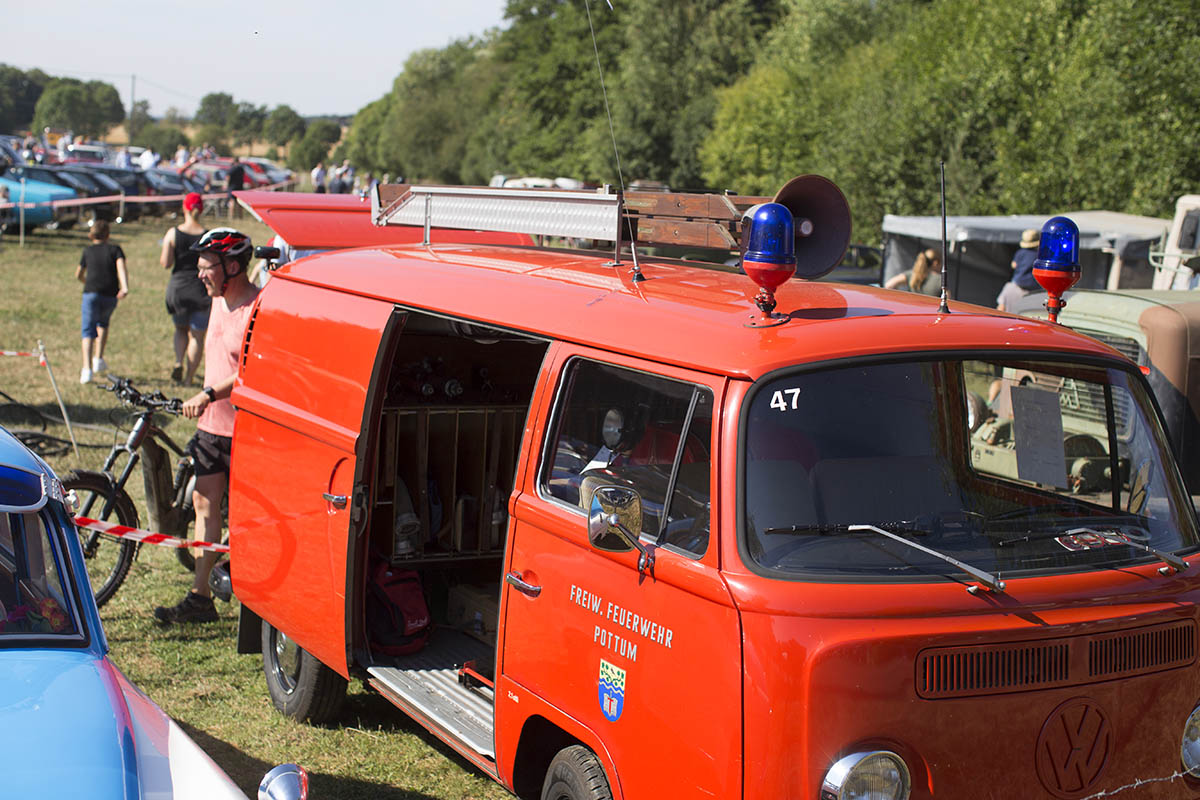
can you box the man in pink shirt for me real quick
[155,228,260,625]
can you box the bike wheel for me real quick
[176,490,229,572]
[63,470,139,608]
[176,537,229,571]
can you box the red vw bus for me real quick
[228,180,1200,799]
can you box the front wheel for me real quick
[541,745,613,800]
[261,619,347,724]
[63,470,139,607]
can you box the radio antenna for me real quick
[585,0,624,193]
[585,0,643,281]
[938,160,950,314]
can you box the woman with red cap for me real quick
[160,192,210,384]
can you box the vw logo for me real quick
[1035,698,1112,798]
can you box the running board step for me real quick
[366,631,496,759]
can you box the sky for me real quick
[9,0,509,119]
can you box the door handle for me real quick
[322,492,348,509]
[505,571,542,598]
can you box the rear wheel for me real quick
[541,745,613,800]
[261,619,347,723]
[62,470,138,607]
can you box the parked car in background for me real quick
[210,158,271,189]
[79,165,158,217]
[0,163,79,232]
[180,171,208,194]
[243,157,294,186]
[62,143,109,165]
[181,162,228,192]
[145,167,193,199]
[0,426,309,799]
[818,243,883,285]
[60,166,136,222]
[6,164,115,224]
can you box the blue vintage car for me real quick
[0,143,79,231]
[0,427,308,800]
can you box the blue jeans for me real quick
[81,293,118,338]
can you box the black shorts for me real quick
[189,430,232,477]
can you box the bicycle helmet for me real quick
[191,227,252,291]
[191,227,252,264]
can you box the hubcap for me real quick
[273,630,302,693]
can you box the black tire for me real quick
[176,546,197,571]
[541,745,613,800]
[261,619,347,724]
[63,470,139,607]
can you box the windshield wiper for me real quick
[762,521,1005,594]
[995,522,1187,576]
[1066,527,1188,575]
[847,524,1006,594]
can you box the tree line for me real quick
[0,67,339,167]
[338,0,1200,241]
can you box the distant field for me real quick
[0,215,510,800]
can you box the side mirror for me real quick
[588,486,653,573]
[259,763,309,800]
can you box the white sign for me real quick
[1011,385,1067,488]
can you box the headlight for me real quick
[821,750,911,800]
[1181,705,1200,776]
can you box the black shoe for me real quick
[170,365,183,384]
[154,592,218,625]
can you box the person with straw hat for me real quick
[997,228,1041,312]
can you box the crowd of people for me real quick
[310,159,386,195]
[18,129,221,172]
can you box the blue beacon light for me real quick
[742,203,797,268]
[741,202,797,325]
[1031,215,1081,324]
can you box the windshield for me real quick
[0,510,80,640]
[742,357,1199,581]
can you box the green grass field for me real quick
[0,213,510,800]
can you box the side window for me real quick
[542,359,713,556]
[1,511,77,637]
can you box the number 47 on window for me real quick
[770,388,801,412]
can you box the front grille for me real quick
[1089,620,1195,679]
[918,642,1071,698]
[917,619,1196,699]
[1030,374,1132,436]
[1073,328,1145,366]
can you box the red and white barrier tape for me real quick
[74,516,230,553]
[1,349,38,357]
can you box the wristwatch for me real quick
[203,386,217,402]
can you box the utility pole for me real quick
[129,74,136,142]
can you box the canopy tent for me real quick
[882,210,1170,307]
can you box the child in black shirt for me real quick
[76,220,129,383]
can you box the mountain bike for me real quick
[65,376,201,606]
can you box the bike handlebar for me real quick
[102,375,183,415]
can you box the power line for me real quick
[136,76,201,103]
[4,62,200,105]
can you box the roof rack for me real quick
[371,183,771,250]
